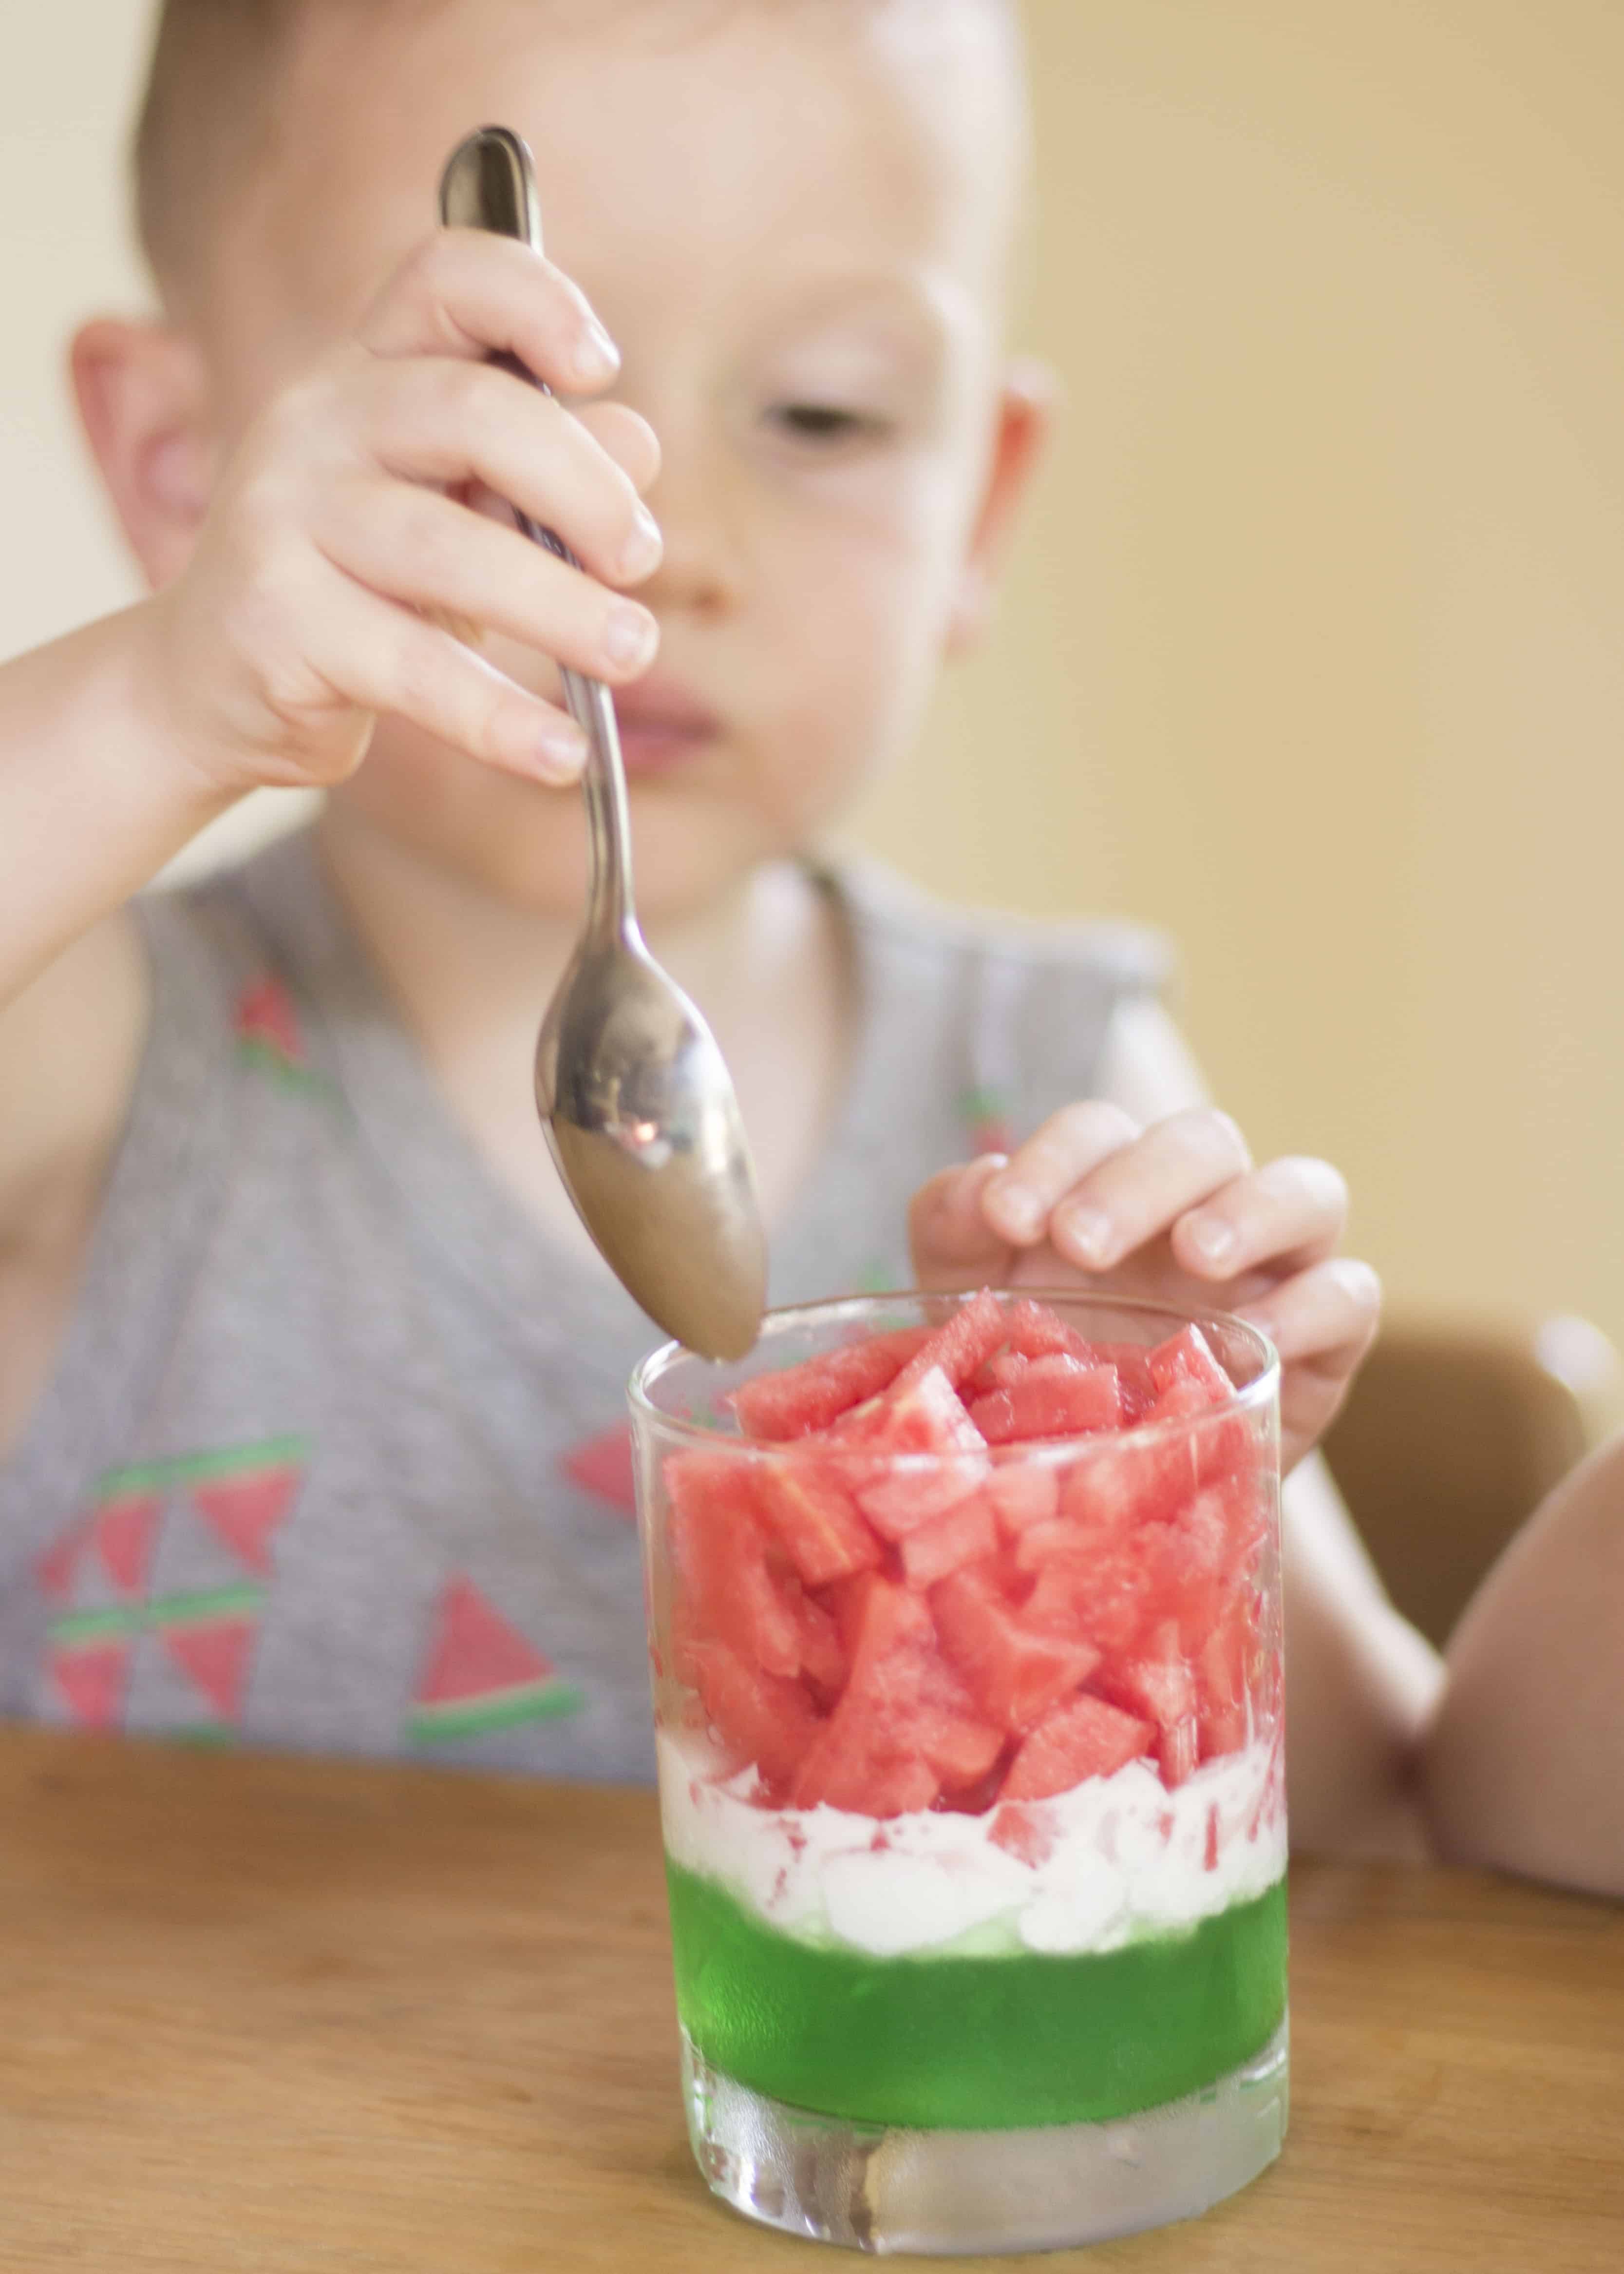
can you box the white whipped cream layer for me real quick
[657,1728,1286,1960]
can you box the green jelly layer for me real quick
[666,1861,1287,2132]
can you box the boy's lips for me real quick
[608,678,720,777]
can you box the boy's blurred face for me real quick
[182,0,1030,922]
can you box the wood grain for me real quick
[0,1728,1619,2272]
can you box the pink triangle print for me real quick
[37,1518,90,1604]
[161,1618,257,1721]
[93,1493,164,1599]
[52,1640,131,1729]
[191,1468,301,1575]
[562,1425,637,1519]
[235,976,305,1067]
[416,1579,554,1708]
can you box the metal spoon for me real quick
[439,127,767,1359]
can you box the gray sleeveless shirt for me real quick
[0,832,1165,1778]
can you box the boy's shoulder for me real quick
[828,855,1173,997]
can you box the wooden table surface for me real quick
[0,1730,1619,2273]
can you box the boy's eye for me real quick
[767,402,889,446]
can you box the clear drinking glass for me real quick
[628,1290,1287,2256]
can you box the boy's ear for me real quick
[946,357,1058,656]
[70,319,219,592]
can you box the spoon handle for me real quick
[438,127,636,939]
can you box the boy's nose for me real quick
[634,441,745,623]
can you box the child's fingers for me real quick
[359,230,623,397]
[1237,1257,1382,1371]
[909,1155,1017,1287]
[574,401,663,499]
[1041,1107,1252,1270]
[982,1103,1140,1246]
[359,361,662,590]
[1170,1156,1349,1282]
[313,476,660,685]
[294,556,588,783]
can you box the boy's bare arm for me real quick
[907,992,1442,1855]
[1,226,665,1449]
[1423,1434,1624,1898]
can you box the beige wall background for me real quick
[3,3,1622,1347]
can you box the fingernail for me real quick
[536,720,587,776]
[602,602,658,672]
[1058,1204,1113,1263]
[578,314,621,381]
[619,504,663,581]
[1187,1217,1236,1266]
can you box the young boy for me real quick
[0,0,1428,1843]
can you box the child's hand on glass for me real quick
[908,1104,1380,1476]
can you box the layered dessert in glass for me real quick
[630,1290,1287,2254]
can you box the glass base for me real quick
[681,2016,1288,2256]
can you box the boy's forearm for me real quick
[0,607,235,1006]
[1422,1439,1624,1899]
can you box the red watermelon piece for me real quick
[1002,1300,1096,1365]
[753,1457,883,1586]
[1149,1323,1233,1404]
[889,1290,1008,1394]
[1099,1624,1201,1787]
[932,1563,1100,1733]
[1196,1590,1257,1760]
[966,1357,1121,1445]
[845,1367,990,1538]
[687,1640,820,1791]
[989,1799,1058,1867]
[666,1453,802,1679]
[983,1461,1061,1535]
[726,1328,929,1441]
[791,1579,944,1815]
[1003,1693,1154,1801]
[897,1493,999,1590]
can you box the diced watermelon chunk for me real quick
[898,1494,1000,1589]
[1002,1694,1154,1801]
[791,1578,945,1815]
[1148,1323,1233,1405]
[889,1290,1009,1394]
[846,1367,990,1538]
[666,1453,802,1678]
[1057,1394,1204,1534]
[982,1460,1061,1535]
[1196,1588,1257,1760]
[1099,1623,1201,1788]
[1002,1300,1096,1364]
[1088,1342,1160,1422]
[989,1799,1058,1867]
[1021,1538,1149,1658]
[726,1326,931,1441]
[932,1563,1100,1733]
[686,1641,820,1791]
[966,1357,1121,1445]
[753,1457,883,1586]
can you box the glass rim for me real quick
[629,1286,1280,1467]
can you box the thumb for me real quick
[909,1155,1018,1291]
